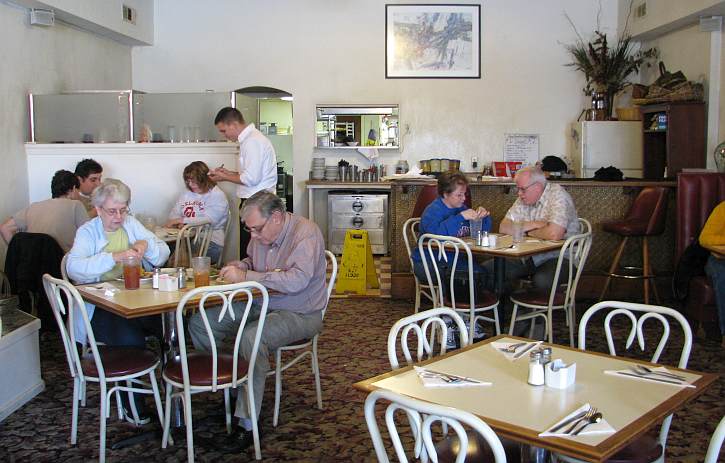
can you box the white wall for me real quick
[0,1,132,265]
[13,0,154,44]
[132,0,617,215]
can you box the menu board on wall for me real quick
[503,134,539,165]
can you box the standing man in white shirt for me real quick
[209,107,277,258]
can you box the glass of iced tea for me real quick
[192,256,211,287]
[123,256,141,290]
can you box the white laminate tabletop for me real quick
[354,335,716,462]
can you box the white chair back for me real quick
[322,250,338,318]
[174,220,213,267]
[578,300,693,455]
[42,274,97,383]
[402,218,421,271]
[388,307,469,369]
[364,389,507,463]
[418,233,476,311]
[705,415,725,463]
[60,253,70,282]
[217,208,233,267]
[550,220,592,311]
[175,281,269,392]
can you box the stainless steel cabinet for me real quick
[327,193,389,255]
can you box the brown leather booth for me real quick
[676,172,725,326]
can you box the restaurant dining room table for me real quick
[353,334,717,462]
[75,276,270,447]
[457,234,564,295]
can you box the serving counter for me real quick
[386,178,677,300]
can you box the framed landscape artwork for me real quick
[385,4,481,78]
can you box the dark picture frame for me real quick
[385,3,481,79]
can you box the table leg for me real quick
[162,311,184,428]
[494,257,506,297]
[520,443,550,462]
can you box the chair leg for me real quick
[508,303,519,335]
[469,309,475,342]
[272,348,282,427]
[149,372,165,430]
[312,337,323,410]
[493,304,501,335]
[224,389,232,434]
[183,389,194,463]
[599,237,628,301]
[99,382,108,463]
[80,379,87,407]
[71,377,80,445]
[161,384,173,448]
[642,237,660,304]
[568,304,576,348]
[414,280,421,313]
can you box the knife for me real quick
[513,342,538,360]
[420,368,485,384]
[615,371,695,388]
[548,409,589,433]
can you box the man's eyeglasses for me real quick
[515,182,539,194]
[101,207,130,217]
[243,216,270,234]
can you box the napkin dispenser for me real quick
[545,359,576,389]
[158,275,178,292]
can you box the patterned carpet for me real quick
[1,297,723,462]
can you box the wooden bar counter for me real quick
[388,177,677,300]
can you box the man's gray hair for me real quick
[241,190,286,219]
[516,166,547,185]
[91,178,131,207]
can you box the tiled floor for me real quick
[330,255,391,298]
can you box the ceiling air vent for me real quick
[30,8,55,26]
[123,5,136,25]
[635,2,647,19]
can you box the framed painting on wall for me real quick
[385,3,481,79]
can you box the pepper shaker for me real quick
[528,351,545,386]
[540,347,552,365]
[177,267,187,289]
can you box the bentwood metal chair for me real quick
[43,274,164,463]
[269,250,337,427]
[705,415,725,463]
[161,281,269,462]
[402,218,435,313]
[173,220,213,267]
[508,218,592,347]
[364,389,507,463]
[419,233,501,342]
[556,300,693,463]
[387,307,469,370]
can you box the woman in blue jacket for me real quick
[411,171,491,284]
[67,178,170,424]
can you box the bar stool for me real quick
[599,187,669,304]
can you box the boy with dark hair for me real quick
[74,158,103,217]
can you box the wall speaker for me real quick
[30,8,55,27]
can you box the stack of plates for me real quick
[325,166,339,180]
[311,158,326,180]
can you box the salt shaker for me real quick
[528,351,545,386]
[177,267,187,289]
[540,347,552,365]
[152,268,161,289]
[481,231,490,247]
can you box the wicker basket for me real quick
[632,82,704,105]
[615,107,642,121]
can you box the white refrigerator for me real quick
[567,121,643,178]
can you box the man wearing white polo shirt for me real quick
[209,107,277,259]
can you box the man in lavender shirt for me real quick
[188,190,327,451]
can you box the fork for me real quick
[630,365,687,381]
[499,342,527,353]
[563,407,596,435]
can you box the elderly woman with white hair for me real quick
[66,178,170,424]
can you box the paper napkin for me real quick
[85,282,119,297]
[539,403,615,438]
[490,340,542,361]
[603,366,696,388]
[413,366,491,388]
